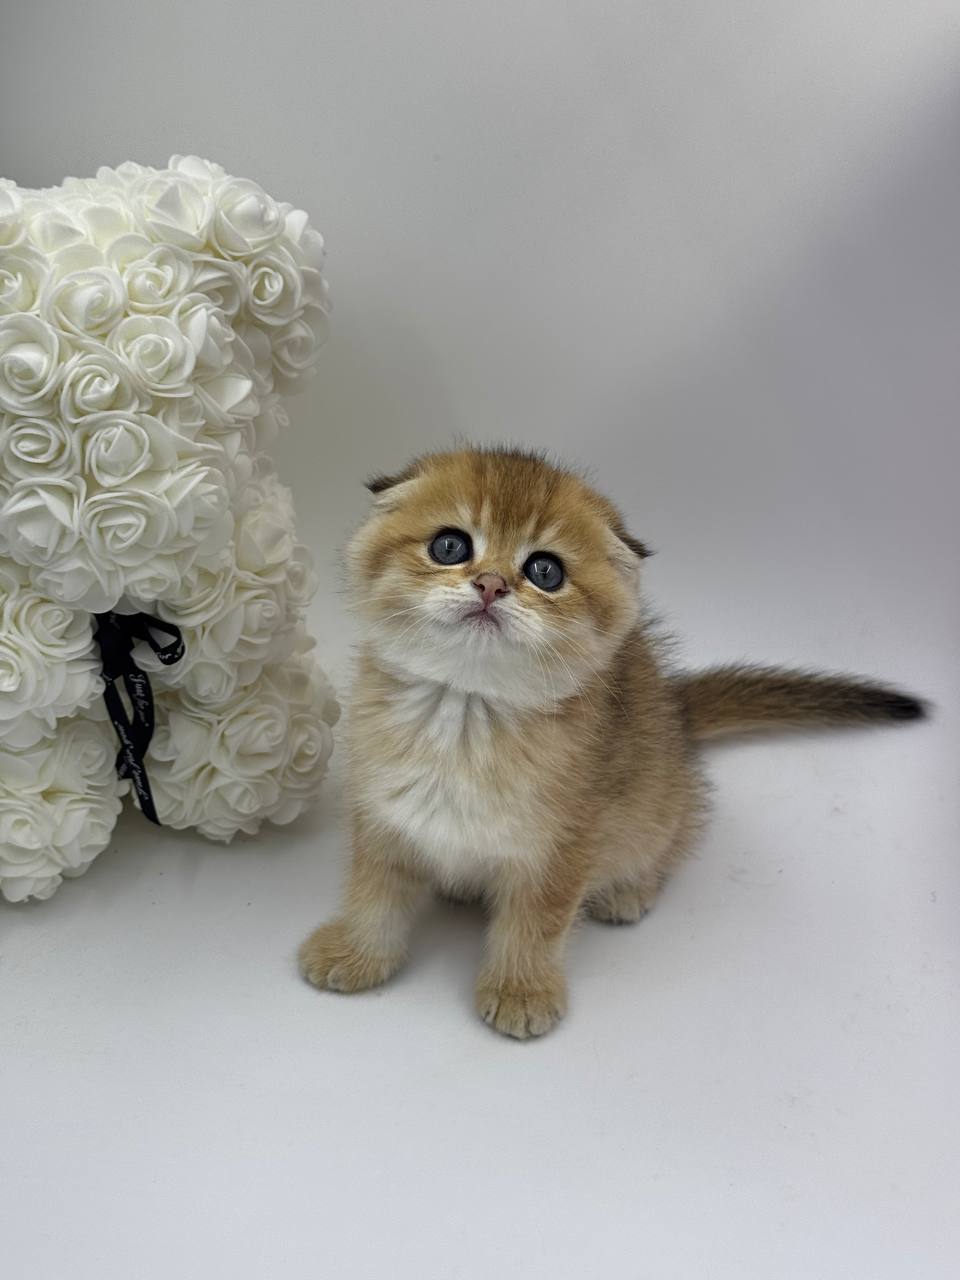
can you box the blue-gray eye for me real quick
[523,552,564,592]
[429,529,473,565]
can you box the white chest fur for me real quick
[356,679,541,883]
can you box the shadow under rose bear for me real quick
[0,156,339,903]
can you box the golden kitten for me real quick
[299,448,924,1038]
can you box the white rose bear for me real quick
[0,156,338,903]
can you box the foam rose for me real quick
[40,264,127,338]
[119,242,194,313]
[211,177,284,259]
[0,414,79,482]
[134,173,213,251]
[108,313,197,396]
[0,245,49,314]
[59,345,143,421]
[0,313,64,414]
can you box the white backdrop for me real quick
[2,5,959,1278]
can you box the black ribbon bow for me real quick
[93,611,185,826]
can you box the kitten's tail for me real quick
[674,664,927,741]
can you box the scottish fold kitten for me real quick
[299,448,924,1038]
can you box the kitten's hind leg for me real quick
[584,873,660,924]
[585,795,706,924]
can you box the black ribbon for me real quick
[93,611,185,825]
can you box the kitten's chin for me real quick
[365,624,583,709]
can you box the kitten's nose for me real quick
[472,572,509,607]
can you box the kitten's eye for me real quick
[523,552,565,592]
[428,528,473,565]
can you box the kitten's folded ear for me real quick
[617,530,652,559]
[604,521,651,579]
[365,463,422,509]
[610,517,651,559]
[365,469,411,495]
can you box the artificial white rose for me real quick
[77,193,139,248]
[0,181,25,247]
[152,391,208,437]
[271,310,328,389]
[0,313,64,414]
[174,292,234,374]
[108,313,196,396]
[50,794,118,867]
[78,483,175,568]
[31,556,122,613]
[80,411,186,487]
[259,651,338,822]
[212,685,290,777]
[210,177,284,259]
[95,161,154,191]
[0,610,100,749]
[0,793,55,859]
[162,460,234,553]
[149,560,234,628]
[134,173,213,250]
[46,190,138,253]
[3,586,94,663]
[235,482,296,577]
[107,232,158,272]
[281,207,326,272]
[193,371,258,428]
[120,242,194,313]
[77,465,222,571]
[276,708,335,809]
[21,197,88,255]
[232,321,274,396]
[183,657,243,702]
[0,476,84,568]
[219,575,297,667]
[190,255,244,318]
[250,397,289,450]
[0,873,62,903]
[0,245,49,314]
[62,714,121,783]
[59,345,143,421]
[0,414,79,481]
[167,155,227,190]
[122,556,185,604]
[0,559,28,593]
[40,264,127,338]
[193,428,255,496]
[284,544,319,609]
[244,244,305,327]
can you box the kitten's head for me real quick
[348,448,649,707]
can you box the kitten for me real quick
[298,447,925,1038]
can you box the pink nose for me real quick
[472,572,509,607]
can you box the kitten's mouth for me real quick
[460,606,502,631]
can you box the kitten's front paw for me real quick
[475,977,568,1040]
[298,921,403,994]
